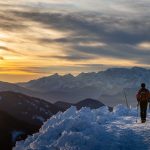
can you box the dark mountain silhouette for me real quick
[0,81,56,103]
[0,91,63,150]
[0,91,62,125]
[0,92,113,150]
[54,101,73,110]
[54,98,113,111]
[0,110,40,150]
[75,98,105,109]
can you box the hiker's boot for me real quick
[141,119,146,123]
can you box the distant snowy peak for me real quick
[25,66,149,80]
[18,67,150,92]
[63,73,74,78]
[77,72,97,78]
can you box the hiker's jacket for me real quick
[136,88,150,102]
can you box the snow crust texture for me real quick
[14,105,150,150]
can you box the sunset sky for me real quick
[0,0,150,82]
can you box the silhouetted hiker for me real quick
[136,83,150,123]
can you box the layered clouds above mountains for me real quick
[0,0,150,82]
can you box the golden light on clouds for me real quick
[137,42,150,50]
[0,33,7,39]
[0,41,6,47]
[0,33,7,47]
[0,0,150,82]
[78,41,107,47]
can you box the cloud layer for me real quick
[0,0,150,82]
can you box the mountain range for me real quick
[18,67,150,106]
[1,67,149,106]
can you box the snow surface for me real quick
[14,105,150,150]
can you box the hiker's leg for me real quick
[140,102,148,123]
[143,109,147,122]
[140,102,145,122]
[140,103,144,122]
[141,110,145,122]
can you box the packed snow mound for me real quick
[14,105,150,150]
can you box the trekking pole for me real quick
[136,102,139,123]
[123,90,129,109]
[147,101,150,118]
[148,100,150,113]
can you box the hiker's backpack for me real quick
[137,89,149,101]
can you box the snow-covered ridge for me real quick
[14,105,150,150]
[19,67,150,92]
